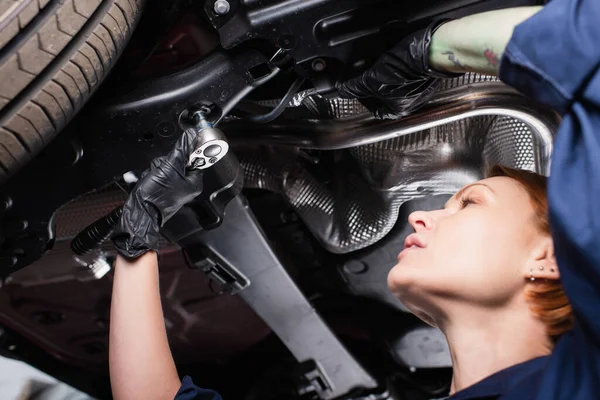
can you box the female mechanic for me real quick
[108,0,600,399]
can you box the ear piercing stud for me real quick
[539,266,544,270]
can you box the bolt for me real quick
[191,110,205,122]
[190,108,212,129]
[312,58,327,72]
[1,196,12,211]
[214,0,230,15]
[343,260,368,274]
[157,122,175,138]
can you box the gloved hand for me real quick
[338,20,458,120]
[112,128,203,259]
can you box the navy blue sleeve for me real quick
[500,0,600,398]
[500,0,600,115]
[174,376,223,400]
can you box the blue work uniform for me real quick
[451,0,600,398]
[175,0,600,398]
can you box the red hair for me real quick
[488,165,573,343]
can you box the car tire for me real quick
[0,0,144,183]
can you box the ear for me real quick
[524,236,559,282]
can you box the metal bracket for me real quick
[296,360,334,399]
[170,196,378,399]
[185,245,250,295]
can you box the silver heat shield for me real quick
[233,75,559,254]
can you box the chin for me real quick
[387,262,416,296]
[388,261,437,299]
[388,265,442,328]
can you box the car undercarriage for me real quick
[0,0,555,399]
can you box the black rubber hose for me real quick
[247,77,305,123]
[71,206,123,256]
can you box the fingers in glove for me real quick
[337,78,367,99]
[150,156,166,171]
[165,128,199,173]
[136,156,166,182]
[186,169,204,185]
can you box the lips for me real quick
[404,234,425,250]
[397,234,426,260]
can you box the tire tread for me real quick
[0,0,145,182]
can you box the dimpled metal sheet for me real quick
[53,186,127,239]
[241,75,552,253]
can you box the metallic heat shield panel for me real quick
[239,75,556,253]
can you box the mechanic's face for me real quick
[388,176,548,325]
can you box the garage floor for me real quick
[0,356,94,400]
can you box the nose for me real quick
[408,210,434,232]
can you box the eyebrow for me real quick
[445,183,496,208]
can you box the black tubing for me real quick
[247,78,305,123]
[71,206,123,256]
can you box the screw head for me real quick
[192,158,206,168]
[214,0,230,15]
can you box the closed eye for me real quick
[460,197,476,209]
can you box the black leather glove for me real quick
[112,128,203,259]
[338,20,458,120]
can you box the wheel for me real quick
[0,0,145,183]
